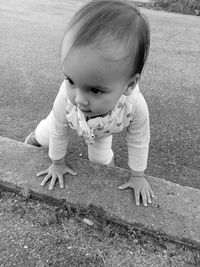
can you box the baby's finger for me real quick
[41,174,51,186]
[49,175,57,190]
[134,190,140,206]
[37,169,48,177]
[118,181,130,190]
[58,175,64,189]
[145,188,151,204]
[149,188,155,199]
[141,188,147,207]
[67,168,77,176]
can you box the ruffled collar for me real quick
[66,94,126,144]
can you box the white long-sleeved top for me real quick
[49,81,150,171]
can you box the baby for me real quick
[25,0,155,206]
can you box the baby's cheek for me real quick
[67,91,75,105]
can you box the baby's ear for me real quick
[123,74,140,96]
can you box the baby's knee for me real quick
[88,148,114,166]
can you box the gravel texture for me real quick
[1,190,200,267]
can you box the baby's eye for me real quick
[90,88,102,95]
[65,76,75,86]
[68,78,74,85]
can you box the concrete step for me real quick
[0,136,200,249]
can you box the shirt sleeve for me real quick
[126,92,150,172]
[49,81,70,160]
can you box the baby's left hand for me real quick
[118,176,155,206]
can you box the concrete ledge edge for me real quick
[0,179,199,250]
[0,136,200,250]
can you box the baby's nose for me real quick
[75,89,88,106]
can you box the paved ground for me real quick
[0,0,200,189]
[0,0,200,190]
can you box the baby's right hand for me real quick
[37,162,77,190]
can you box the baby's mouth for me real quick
[80,108,91,113]
[77,105,91,113]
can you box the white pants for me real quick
[35,112,114,165]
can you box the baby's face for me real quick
[62,44,129,118]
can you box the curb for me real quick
[0,136,200,249]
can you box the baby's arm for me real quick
[37,81,77,189]
[119,92,154,206]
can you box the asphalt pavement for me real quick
[0,0,199,189]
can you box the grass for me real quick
[136,0,200,15]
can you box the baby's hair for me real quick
[62,0,150,78]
